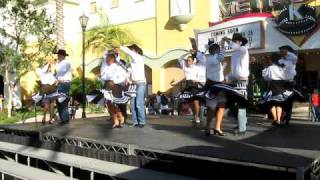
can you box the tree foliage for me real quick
[70,77,103,103]
[0,0,55,117]
[0,0,56,82]
[85,9,137,54]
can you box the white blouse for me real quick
[100,62,127,84]
[178,54,201,81]
[262,64,287,81]
[56,59,72,82]
[278,52,297,81]
[197,50,225,82]
[36,64,57,85]
[230,46,250,80]
[120,46,146,83]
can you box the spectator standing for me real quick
[312,89,320,122]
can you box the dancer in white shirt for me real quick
[36,60,58,124]
[278,45,300,125]
[100,52,128,128]
[223,33,250,136]
[55,49,72,125]
[119,44,147,128]
[196,39,227,136]
[261,53,288,125]
[178,53,203,124]
[278,46,297,82]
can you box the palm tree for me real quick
[56,0,64,49]
[85,10,137,55]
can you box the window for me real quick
[111,0,119,8]
[89,1,97,14]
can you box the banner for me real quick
[195,21,265,53]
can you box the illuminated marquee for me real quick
[195,21,264,53]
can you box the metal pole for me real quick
[82,28,86,118]
[34,101,37,123]
[27,156,30,166]
[70,166,73,178]
[90,171,94,180]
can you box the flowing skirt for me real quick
[87,84,137,106]
[206,81,249,106]
[258,80,305,112]
[176,81,206,102]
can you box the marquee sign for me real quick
[276,4,317,36]
[195,21,264,53]
[274,0,320,46]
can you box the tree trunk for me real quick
[4,64,12,118]
[56,0,64,49]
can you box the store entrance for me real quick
[297,52,320,94]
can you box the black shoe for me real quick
[205,129,213,136]
[130,124,139,128]
[233,129,246,136]
[272,121,281,126]
[59,121,68,125]
[139,124,145,128]
[284,120,290,126]
[213,129,225,136]
[125,122,134,126]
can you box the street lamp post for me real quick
[79,14,89,119]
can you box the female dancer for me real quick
[100,52,128,128]
[261,53,288,125]
[278,45,299,125]
[36,60,58,124]
[178,53,203,124]
[209,34,249,136]
[196,38,227,136]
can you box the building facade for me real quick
[195,0,320,98]
[18,0,218,100]
[82,0,218,95]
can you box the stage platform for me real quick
[0,116,320,179]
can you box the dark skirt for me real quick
[40,84,57,95]
[177,80,205,102]
[204,81,228,108]
[105,81,123,98]
[206,81,248,106]
[87,83,137,105]
[269,80,288,96]
[258,82,306,112]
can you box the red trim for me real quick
[209,13,274,27]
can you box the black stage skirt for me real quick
[32,91,67,105]
[177,80,206,102]
[87,82,137,105]
[258,81,305,111]
[206,80,249,106]
[204,81,228,108]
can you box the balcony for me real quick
[170,14,194,31]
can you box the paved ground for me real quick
[3,115,320,170]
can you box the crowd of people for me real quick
[177,33,303,136]
[33,32,304,136]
